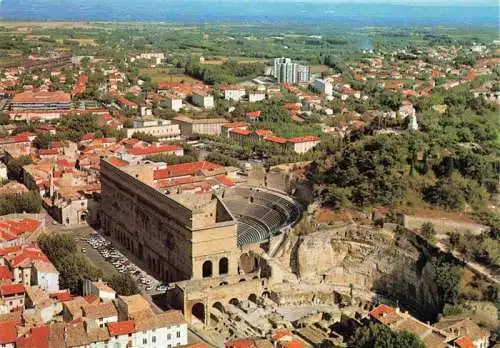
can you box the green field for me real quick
[139,68,201,84]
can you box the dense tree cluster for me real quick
[38,234,103,294]
[449,231,500,268]
[104,274,140,296]
[184,59,264,85]
[350,323,425,348]
[5,155,32,180]
[0,191,41,215]
[313,135,409,208]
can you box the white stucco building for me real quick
[125,118,181,141]
[191,91,214,109]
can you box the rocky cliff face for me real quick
[292,224,443,320]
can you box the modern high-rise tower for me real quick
[273,57,310,83]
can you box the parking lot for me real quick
[81,233,168,294]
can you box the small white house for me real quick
[83,279,116,303]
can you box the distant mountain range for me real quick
[1,0,498,26]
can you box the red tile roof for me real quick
[49,290,72,302]
[80,133,96,141]
[72,74,88,96]
[255,129,273,137]
[0,266,13,280]
[0,283,25,296]
[154,161,222,180]
[455,336,475,348]
[108,320,136,336]
[0,218,41,242]
[225,339,258,348]
[280,339,304,348]
[12,91,71,104]
[0,320,17,344]
[273,328,293,340]
[17,325,49,348]
[229,128,251,136]
[127,144,182,156]
[216,175,235,187]
[246,111,261,119]
[0,246,21,257]
[287,136,320,143]
[117,96,137,108]
[108,157,129,168]
[369,304,399,325]
[9,246,49,267]
[264,135,287,144]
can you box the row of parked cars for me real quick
[83,233,168,293]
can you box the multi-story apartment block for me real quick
[273,58,310,83]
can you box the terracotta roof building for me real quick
[11,91,71,110]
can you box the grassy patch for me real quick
[310,64,330,74]
[139,68,201,84]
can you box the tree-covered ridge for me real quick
[312,86,499,212]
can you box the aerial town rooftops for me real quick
[0,218,41,242]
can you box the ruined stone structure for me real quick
[290,224,446,320]
[100,159,240,283]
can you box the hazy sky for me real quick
[249,0,498,4]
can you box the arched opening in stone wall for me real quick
[248,293,258,303]
[229,298,239,307]
[219,257,229,275]
[202,260,213,278]
[80,211,88,223]
[262,291,270,298]
[212,301,224,314]
[191,303,205,324]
